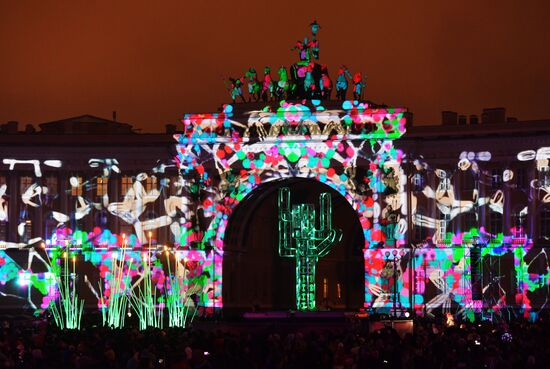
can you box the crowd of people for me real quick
[0,314,549,369]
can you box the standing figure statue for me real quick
[278,187,342,311]
[245,68,261,102]
[290,63,308,99]
[352,72,367,100]
[304,63,316,99]
[293,21,321,65]
[276,66,290,100]
[335,66,352,100]
[320,65,332,99]
[261,66,274,102]
[227,77,245,103]
[309,20,320,60]
[291,39,310,65]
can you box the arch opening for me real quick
[222,178,365,313]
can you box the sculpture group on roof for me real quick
[226,21,367,103]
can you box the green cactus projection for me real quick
[278,187,343,311]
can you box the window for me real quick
[413,210,427,242]
[461,174,476,192]
[539,167,550,188]
[441,177,451,191]
[121,176,133,196]
[541,207,550,240]
[120,224,133,241]
[145,212,158,244]
[385,219,397,242]
[70,176,83,196]
[96,177,109,196]
[412,173,425,192]
[144,229,158,245]
[463,211,477,232]
[512,209,527,237]
[21,219,32,242]
[0,221,7,240]
[516,168,526,189]
[491,169,502,189]
[438,213,450,239]
[0,176,7,225]
[489,212,503,235]
[20,176,33,194]
[146,176,157,193]
[170,176,181,196]
[44,217,57,241]
[95,210,108,228]
[45,176,58,196]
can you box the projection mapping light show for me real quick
[0,21,550,329]
[278,187,343,311]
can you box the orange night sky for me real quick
[1,0,549,132]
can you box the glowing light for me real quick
[278,187,342,311]
[1,33,548,325]
[17,271,31,286]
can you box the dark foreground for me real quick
[0,315,549,369]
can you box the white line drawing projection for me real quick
[0,184,8,222]
[88,158,120,177]
[2,159,61,177]
[0,106,548,320]
[518,147,550,203]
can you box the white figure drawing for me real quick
[413,167,491,242]
[21,183,47,207]
[0,184,8,222]
[88,158,120,177]
[518,147,550,203]
[425,268,453,315]
[152,161,176,174]
[457,151,491,174]
[107,173,163,243]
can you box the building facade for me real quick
[0,107,549,320]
